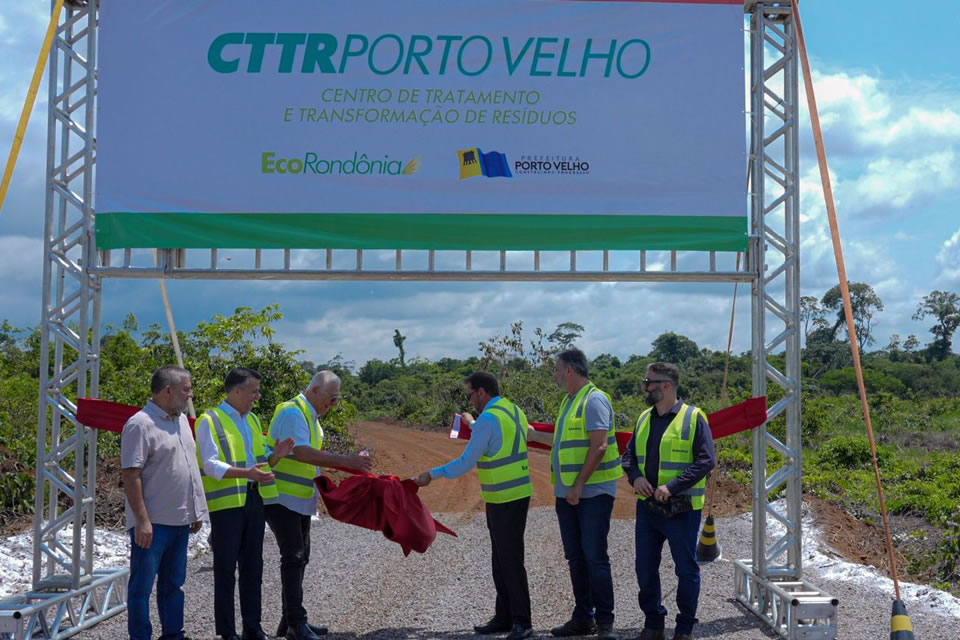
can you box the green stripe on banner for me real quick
[95,213,747,252]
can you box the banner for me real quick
[95,0,746,251]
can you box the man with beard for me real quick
[413,371,533,640]
[621,362,715,640]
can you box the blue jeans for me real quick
[634,503,702,635]
[555,494,615,626]
[127,524,189,640]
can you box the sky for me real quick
[0,1,958,370]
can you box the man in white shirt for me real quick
[195,368,295,640]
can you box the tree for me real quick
[821,282,884,352]
[478,321,526,378]
[800,295,824,340]
[547,322,584,350]
[913,290,960,360]
[393,329,407,368]
[904,334,920,353]
[649,332,699,363]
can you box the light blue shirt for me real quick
[266,393,322,516]
[195,400,256,481]
[553,390,618,500]
[430,396,503,480]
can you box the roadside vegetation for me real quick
[1,285,958,592]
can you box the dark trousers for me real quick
[210,485,265,636]
[634,503,702,635]
[555,494,616,626]
[486,497,532,627]
[265,503,312,626]
[127,523,189,640]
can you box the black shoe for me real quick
[475,618,513,635]
[551,620,597,637]
[671,634,693,640]
[307,623,328,636]
[596,624,615,640]
[241,630,269,640]
[277,618,327,638]
[219,635,240,640]
[634,629,666,640]
[506,624,534,640]
[286,622,320,640]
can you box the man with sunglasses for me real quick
[621,363,715,640]
[413,371,533,640]
[264,371,373,640]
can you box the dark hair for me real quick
[465,371,499,397]
[557,348,589,378]
[150,365,190,394]
[647,362,680,386]
[224,367,262,394]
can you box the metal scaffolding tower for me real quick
[0,2,836,639]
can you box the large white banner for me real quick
[95,0,746,251]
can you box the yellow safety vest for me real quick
[267,396,323,499]
[196,408,279,512]
[551,382,623,486]
[631,403,708,510]
[476,398,533,504]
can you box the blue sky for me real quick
[1,1,958,368]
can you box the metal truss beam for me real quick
[30,3,117,638]
[742,3,835,638]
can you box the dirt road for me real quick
[351,421,639,519]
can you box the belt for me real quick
[247,482,259,491]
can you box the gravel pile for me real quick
[79,506,959,640]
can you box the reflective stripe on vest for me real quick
[267,396,322,499]
[476,398,533,504]
[197,409,279,512]
[551,382,623,487]
[631,404,707,509]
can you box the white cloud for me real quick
[936,229,960,287]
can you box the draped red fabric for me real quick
[314,474,456,556]
[77,397,198,433]
[451,396,768,452]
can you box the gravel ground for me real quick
[76,505,959,640]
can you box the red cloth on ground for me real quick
[452,397,769,452]
[315,474,456,556]
[77,397,198,432]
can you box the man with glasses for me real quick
[621,363,715,640]
[413,372,533,640]
[264,371,373,640]
[528,348,621,640]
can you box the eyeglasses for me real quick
[642,378,670,387]
[328,395,341,403]
[466,389,477,400]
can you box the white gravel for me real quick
[4,505,959,639]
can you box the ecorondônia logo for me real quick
[261,151,421,176]
[457,147,512,180]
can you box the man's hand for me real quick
[632,477,654,498]
[133,519,153,549]
[412,471,432,487]
[346,453,373,473]
[190,520,203,534]
[565,483,583,506]
[654,484,672,503]
[459,412,475,426]
[273,437,295,460]
[247,462,275,483]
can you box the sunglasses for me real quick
[642,378,670,387]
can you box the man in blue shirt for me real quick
[414,372,533,640]
[621,362,715,640]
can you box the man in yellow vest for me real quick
[621,363,715,640]
[413,372,533,640]
[528,348,621,640]
[264,371,373,640]
[196,367,295,640]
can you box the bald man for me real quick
[264,371,372,640]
